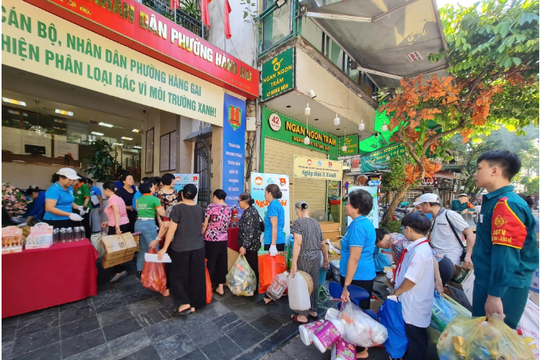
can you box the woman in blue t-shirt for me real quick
[43,168,84,228]
[340,189,377,310]
[263,184,285,255]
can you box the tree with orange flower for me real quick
[380,0,539,225]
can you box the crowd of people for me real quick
[2,149,538,359]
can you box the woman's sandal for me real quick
[172,307,191,317]
[308,313,319,320]
[291,315,308,324]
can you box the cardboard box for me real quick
[319,221,340,232]
[101,235,128,269]
[323,231,341,242]
[370,299,384,312]
[447,269,475,310]
[328,254,341,262]
[121,233,138,262]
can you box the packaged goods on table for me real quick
[2,226,23,254]
[437,315,535,360]
[226,255,257,296]
[25,223,54,249]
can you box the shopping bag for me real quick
[431,291,458,331]
[378,298,408,359]
[517,299,539,358]
[141,248,167,293]
[205,259,212,304]
[429,293,471,344]
[437,315,535,360]
[226,255,257,296]
[258,253,287,294]
[338,301,388,348]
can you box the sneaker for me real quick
[110,271,128,283]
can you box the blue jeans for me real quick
[135,219,158,271]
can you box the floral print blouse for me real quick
[204,203,232,242]
[157,188,178,218]
[238,206,262,251]
[390,233,444,263]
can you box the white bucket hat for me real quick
[56,168,81,180]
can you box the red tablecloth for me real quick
[2,241,98,318]
[227,227,239,252]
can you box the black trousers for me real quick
[438,256,454,286]
[108,224,130,273]
[169,247,206,309]
[263,243,285,251]
[340,276,374,310]
[244,250,259,290]
[81,212,91,239]
[404,323,428,360]
[127,210,137,233]
[205,241,228,286]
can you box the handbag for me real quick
[445,211,467,262]
[258,213,265,232]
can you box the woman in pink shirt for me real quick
[202,189,232,295]
[101,181,130,282]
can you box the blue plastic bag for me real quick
[431,291,458,331]
[378,298,408,359]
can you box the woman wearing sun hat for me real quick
[43,168,84,228]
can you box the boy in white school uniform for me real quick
[392,212,435,360]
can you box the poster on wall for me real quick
[347,186,379,229]
[159,133,170,172]
[250,173,291,246]
[293,155,343,181]
[173,174,200,203]
[222,94,246,208]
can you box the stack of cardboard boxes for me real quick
[101,233,139,269]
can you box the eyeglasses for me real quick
[400,226,407,232]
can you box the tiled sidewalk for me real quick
[2,261,330,360]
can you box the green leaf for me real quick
[513,57,522,66]
[243,12,248,18]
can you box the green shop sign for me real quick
[261,48,294,101]
[262,107,338,156]
[339,134,359,156]
[360,143,406,173]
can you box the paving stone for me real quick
[107,329,151,359]
[136,308,169,328]
[154,332,197,360]
[11,328,60,358]
[59,303,96,325]
[250,314,283,336]
[127,297,162,316]
[63,343,112,360]
[102,317,141,342]
[60,315,100,341]
[2,322,17,342]
[93,296,127,314]
[97,306,134,328]
[219,294,251,310]
[11,342,61,360]
[200,336,242,360]
[212,312,246,333]
[187,321,224,348]
[116,345,160,360]
[143,318,187,343]
[178,311,209,331]
[61,328,106,359]
[227,323,265,350]
[178,348,208,360]
[124,289,155,305]
[232,302,267,323]
[2,340,13,359]
[199,301,231,321]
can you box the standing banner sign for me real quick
[222,94,246,208]
[347,186,379,229]
[250,173,291,245]
[173,174,200,203]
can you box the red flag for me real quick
[170,0,179,10]
[201,0,211,28]
[224,0,232,39]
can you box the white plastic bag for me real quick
[338,301,388,347]
[517,299,539,358]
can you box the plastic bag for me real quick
[429,294,471,344]
[437,315,536,360]
[338,301,388,348]
[205,259,212,304]
[431,291,459,332]
[378,298,408,359]
[258,253,287,294]
[516,299,539,359]
[141,248,167,293]
[226,255,257,296]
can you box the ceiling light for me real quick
[333,114,340,126]
[2,97,26,106]
[121,136,133,141]
[382,123,388,131]
[359,121,365,131]
[112,142,123,146]
[54,119,66,123]
[55,109,74,116]
[134,146,142,149]
[303,136,310,145]
[7,110,20,115]
[91,131,104,136]
[99,122,114,128]
[132,129,141,133]
[304,103,311,116]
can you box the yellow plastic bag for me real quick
[437,315,535,360]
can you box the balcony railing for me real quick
[142,0,204,38]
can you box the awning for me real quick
[184,126,212,142]
[301,0,449,89]
[433,170,458,179]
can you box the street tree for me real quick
[380,0,539,224]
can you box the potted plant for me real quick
[86,140,119,183]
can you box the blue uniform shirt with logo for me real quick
[27,191,46,221]
[340,216,376,281]
[89,186,102,208]
[472,185,539,297]
[264,199,285,245]
[43,183,75,221]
